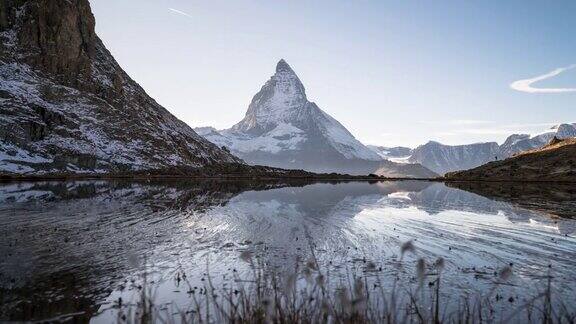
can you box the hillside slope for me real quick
[0,0,241,175]
[406,123,576,175]
[445,138,576,181]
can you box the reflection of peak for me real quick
[408,182,503,215]
[0,180,262,320]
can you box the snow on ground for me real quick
[0,142,53,174]
[0,61,222,174]
[249,64,307,127]
[388,156,411,164]
[205,123,307,154]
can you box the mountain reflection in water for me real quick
[0,180,575,322]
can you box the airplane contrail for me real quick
[168,8,194,19]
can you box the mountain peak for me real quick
[223,57,385,164]
[276,59,294,73]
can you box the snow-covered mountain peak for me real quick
[194,59,439,176]
[501,134,530,147]
[232,60,309,134]
[423,140,442,147]
[276,59,294,73]
[408,122,576,175]
[555,123,576,138]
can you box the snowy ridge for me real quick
[0,58,238,174]
[317,110,383,160]
[498,124,576,157]
[408,123,576,175]
[409,141,500,175]
[224,123,307,154]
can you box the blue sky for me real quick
[90,0,575,147]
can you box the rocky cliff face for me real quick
[409,141,500,175]
[0,0,241,175]
[196,60,437,178]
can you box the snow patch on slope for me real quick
[318,112,382,161]
[0,60,238,174]
[0,143,52,173]
[202,123,307,154]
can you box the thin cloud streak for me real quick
[435,122,560,137]
[510,64,576,93]
[168,8,194,19]
[417,120,492,126]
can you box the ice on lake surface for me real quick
[0,180,575,322]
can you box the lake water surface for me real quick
[0,180,575,322]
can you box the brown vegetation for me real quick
[106,243,573,324]
[445,138,576,182]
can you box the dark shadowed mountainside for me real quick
[0,0,242,176]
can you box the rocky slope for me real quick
[0,0,242,175]
[196,60,436,178]
[499,123,576,157]
[407,123,576,175]
[445,137,576,182]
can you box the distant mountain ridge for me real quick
[409,141,500,175]
[405,123,576,175]
[445,137,576,181]
[196,60,437,178]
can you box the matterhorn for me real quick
[196,60,436,178]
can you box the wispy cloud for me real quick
[448,122,558,136]
[168,7,194,19]
[417,119,492,126]
[510,64,576,93]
